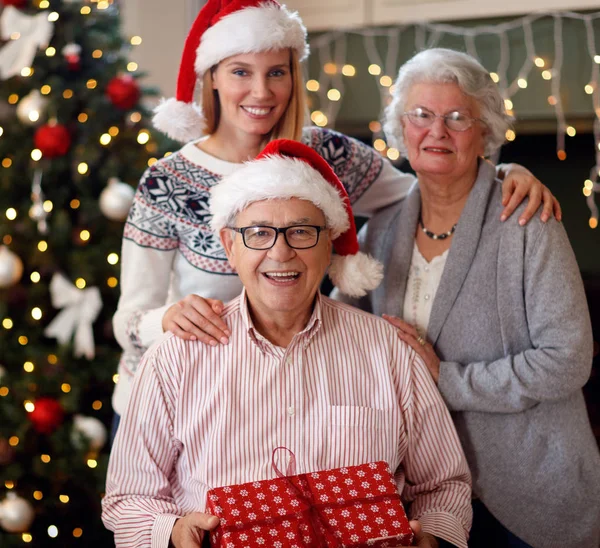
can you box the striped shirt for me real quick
[102,291,472,548]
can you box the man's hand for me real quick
[170,512,219,548]
[410,520,439,548]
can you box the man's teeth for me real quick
[243,107,271,115]
[265,271,299,279]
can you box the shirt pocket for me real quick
[324,405,398,469]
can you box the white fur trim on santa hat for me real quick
[329,252,384,298]
[210,155,349,237]
[153,98,205,142]
[195,3,309,77]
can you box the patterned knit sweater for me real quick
[112,127,416,414]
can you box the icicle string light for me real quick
[306,10,600,226]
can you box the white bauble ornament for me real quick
[16,90,48,126]
[0,493,35,534]
[0,246,24,288]
[71,415,107,451]
[99,178,135,221]
[29,202,46,222]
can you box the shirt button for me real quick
[424,294,430,301]
[287,406,295,416]
[286,356,293,366]
[424,266,429,272]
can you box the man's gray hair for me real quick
[383,48,513,158]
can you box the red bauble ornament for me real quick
[106,75,141,109]
[29,397,65,434]
[34,123,71,158]
[1,0,27,7]
[62,43,82,72]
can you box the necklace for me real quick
[419,217,457,240]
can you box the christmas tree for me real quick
[0,0,174,545]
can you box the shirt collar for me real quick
[239,288,323,352]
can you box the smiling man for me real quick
[102,140,472,548]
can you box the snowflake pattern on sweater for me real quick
[124,127,383,275]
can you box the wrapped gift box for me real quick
[207,460,413,547]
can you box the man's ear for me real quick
[220,228,236,271]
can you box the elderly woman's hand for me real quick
[383,315,441,383]
[497,163,561,225]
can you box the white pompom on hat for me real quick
[153,0,309,143]
[210,139,383,297]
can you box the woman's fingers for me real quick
[169,314,221,346]
[163,295,230,345]
[517,183,543,226]
[501,181,530,224]
[500,176,515,207]
[547,189,562,222]
[383,314,419,337]
[190,297,230,336]
[396,329,426,358]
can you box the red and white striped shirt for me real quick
[102,291,472,548]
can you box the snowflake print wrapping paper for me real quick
[206,461,413,547]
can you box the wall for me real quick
[120,0,204,101]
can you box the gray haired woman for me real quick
[345,48,600,547]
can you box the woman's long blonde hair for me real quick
[201,49,305,144]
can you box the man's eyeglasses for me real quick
[402,107,483,132]
[229,225,327,250]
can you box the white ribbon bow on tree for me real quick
[0,6,54,80]
[44,273,103,360]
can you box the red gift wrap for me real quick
[207,459,413,547]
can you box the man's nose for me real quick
[267,232,296,261]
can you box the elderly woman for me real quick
[345,48,600,548]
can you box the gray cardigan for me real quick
[348,161,600,547]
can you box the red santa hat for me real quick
[153,0,309,143]
[210,139,383,297]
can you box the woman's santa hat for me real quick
[210,139,384,298]
[153,0,309,143]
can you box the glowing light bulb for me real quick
[137,131,150,145]
[373,139,386,152]
[368,64,381,76]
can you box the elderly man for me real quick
[102,140,472,548]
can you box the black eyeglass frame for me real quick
[401,107,484,132]
[229,225,328,250]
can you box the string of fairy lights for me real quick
[304,10,600,229]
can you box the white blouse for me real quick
[402,243,449,337]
